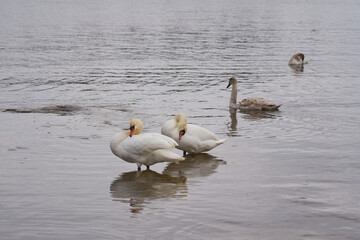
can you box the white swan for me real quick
[110,119,184,171]
[288,53,308,65]
[227,77,282,111]
[161,113,226,156]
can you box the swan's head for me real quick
[174,113,187,140]
[227,77,237,88]
[129,119,143,137]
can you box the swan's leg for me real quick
[136,163,142,171]
[146,165,150,170]
[183,151,187,156]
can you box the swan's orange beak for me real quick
[179,129,186,140]
[129,126,135,137]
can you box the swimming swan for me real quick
[226,77,281,111]
[161,113,226,156]
[288,53,308,65]
[110,119,184,171]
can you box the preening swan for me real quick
[110,119,184,171]
[161,113,226,156]
[226,77,281,111]
[288,53,308,65]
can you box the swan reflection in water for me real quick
[163,153,226,178]
[228,108,278,132]
[110,169,187,214]
[110,153,225,214]
[289,63,304,74]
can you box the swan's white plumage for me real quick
[119,133,177,155]
[110,119,184,169]
[161,113,226,155]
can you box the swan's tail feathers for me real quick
[159,150,185,164]
[273,104,282,110]
[169,154,185,164]
[263,104,282,111]
[173,156,185,164]
[216,138,226,146]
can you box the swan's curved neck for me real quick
[175,114,187,131]
[134,126,143,135]
[230,82,238,107]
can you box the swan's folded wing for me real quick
[240,97,277,107]
[187,124,219,141]
[121,133,178,155]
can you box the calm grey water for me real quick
[1,0,360,239]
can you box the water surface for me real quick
[1,0,360,239]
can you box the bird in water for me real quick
[161,113,226,156]
[110,119,184,171]
[288,53,308,65]
[226,77,281,111]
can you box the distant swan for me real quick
[161,113,226,156]
[110,119,184,171]
[288,53,308,65]
[226,77,281,111]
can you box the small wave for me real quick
[3,105,83,116]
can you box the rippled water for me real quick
[1,0,360,239]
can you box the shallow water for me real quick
[1,0,360,239]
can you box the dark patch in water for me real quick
[239,109,278,120]
[3,105,82,116]
[103,120,112,125]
